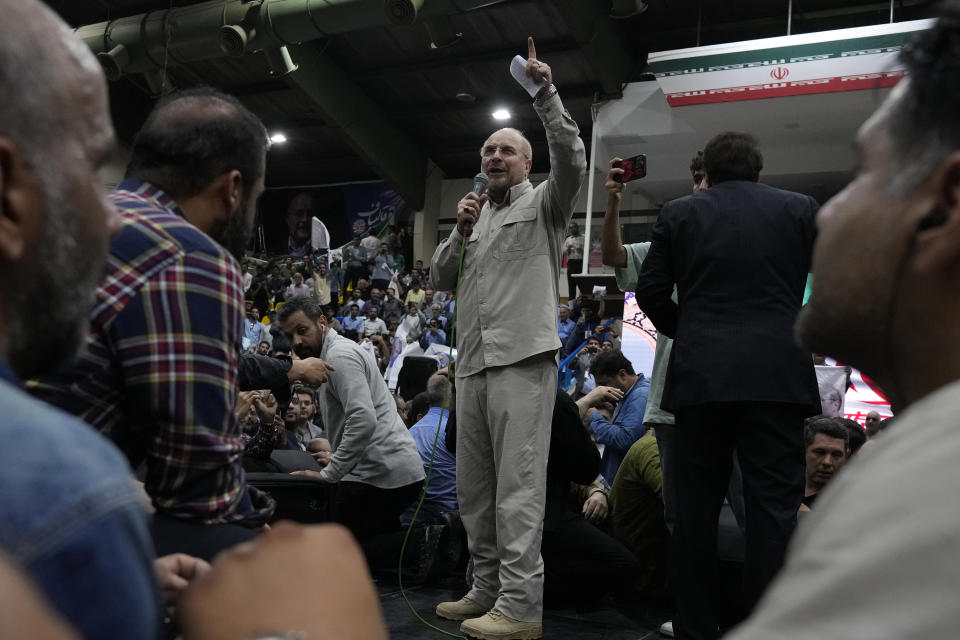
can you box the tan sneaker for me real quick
[460,609,543,640]
[435,596,489,621]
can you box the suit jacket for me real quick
[634,180,820,413]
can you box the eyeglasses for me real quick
[480,144,528,159]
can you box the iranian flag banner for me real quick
[649,19,933,107]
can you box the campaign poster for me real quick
[257,187,347,256]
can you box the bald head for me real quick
[480,128,533,203]
[126,87,268,200]
[0,0,119,378]
[0,0,108,156]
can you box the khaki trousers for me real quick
[456,353,556,623]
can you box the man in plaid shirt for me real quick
[31,88,278,548]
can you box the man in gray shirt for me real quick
[431,38,586,640]
[277,297,424,546]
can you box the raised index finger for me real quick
[528,36,536,60]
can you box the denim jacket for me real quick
[0,360,160,639]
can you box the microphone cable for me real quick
[397,230,470,639]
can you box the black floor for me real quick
[377,577,673,640]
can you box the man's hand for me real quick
[288,357,335,386]
[582,491,608,523]
[457,192,487,237]
[155,553,211,608]
[252,390,278,424]
[235,391,257,421]
[605,157,626,200]
[290,469,327,482]
[307,437,332,467]
[585,385,624,407]
[526,37,552,92]
[178,523,388,640]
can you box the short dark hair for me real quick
[277,296,323,324]
[407,391,439,426]
[702,131,763,183]
[689,150,704,175]
[887,4,960,193]
[271,333,292,355]
[837,418,867,454]
[589,349,635,378]
[126,87,268,200]
[803,417,851,450]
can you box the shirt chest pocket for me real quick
[493,207,542,261]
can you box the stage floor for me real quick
[377,578,673,640]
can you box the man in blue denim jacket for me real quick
[588,350,652,485]
[0,1,161,637]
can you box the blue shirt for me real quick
[0,359,161,639]
[558,317,576,343]
[341,314,364,332]
[243,317,262,351]
[401,407,458,524]
[372,253,395,280]
[590,375,651,484]
[422,327,447,347]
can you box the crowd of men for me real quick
[2,2,960,640]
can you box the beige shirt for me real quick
[314,328,424,489]
[431,92,586,378]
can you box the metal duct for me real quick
[75,0,511,78]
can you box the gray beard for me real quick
[8,169,106,379]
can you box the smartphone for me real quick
[613,154,647,183]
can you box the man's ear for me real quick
[912,152,960,276]
[0,139,40,263]
[213,169,243,219]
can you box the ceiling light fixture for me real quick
[492,108,511,120]
[270,133,288,144]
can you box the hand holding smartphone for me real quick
[613,154,647,183]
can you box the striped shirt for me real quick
[29,179,274,527]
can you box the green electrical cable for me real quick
[396,234,469,639]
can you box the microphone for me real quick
[472,172,489,196]
[462,172,488,237]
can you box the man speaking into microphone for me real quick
[431,37,586,640]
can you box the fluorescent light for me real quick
[270,132,288,144]
[492,108,511,120]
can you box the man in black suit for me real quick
[634,132,820,640]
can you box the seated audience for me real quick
[363,305,389,338]
[838,417,867,456]
[557,305,576,344]
[340,303,364,341]
[400,302,427,340]
[587,350,652,484]
[323,307,342,333]
[570,335,601,398]
[405,279,426,307]
[864,410,882,438]
[285,271,312,299]
[422,318,447,347]
[541,391,639,606]
[608,430,669,596]
[802,417,849,509]
[402,384,458,524]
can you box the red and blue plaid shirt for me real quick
[30,180,274,527]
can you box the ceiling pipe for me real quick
[75,0,511,79]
